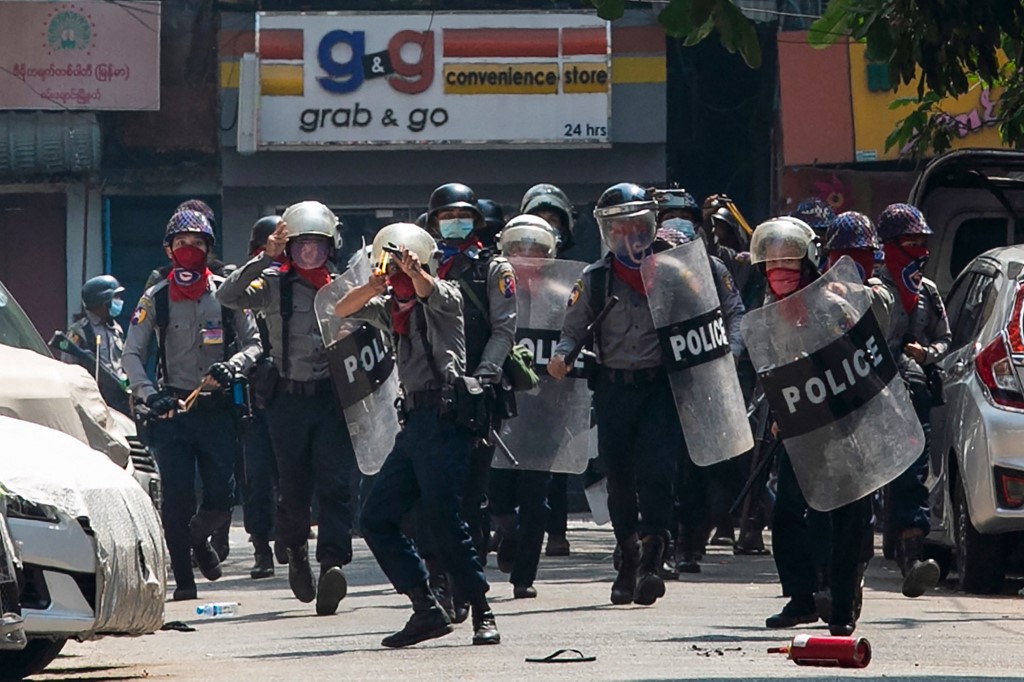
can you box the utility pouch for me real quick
[451,376,491,436]
[250,358,280,410]
[503,344,540,392]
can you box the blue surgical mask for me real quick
[108,298,124,317]
[661,218,696,241]
[439,218,475,240]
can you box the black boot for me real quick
[381,583,453,648]
[676,551,701,575]
[765,596,818,628]
[899,534,940,598]
[286,545,316,603]
[189,510,229,582]
[250,539,274,580]
[211,515,231,562]
[494,514,518,574]
[610,535,640,605]
[426,564,455,622]
[470,599,500,645]
[316,562,348,616]
[634,533,667,606]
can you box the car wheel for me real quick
[0,637,67,678]
[954,476,1006,594]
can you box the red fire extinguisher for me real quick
[768,635,872,668]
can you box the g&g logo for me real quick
[317,29,434,95]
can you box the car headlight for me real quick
[4,495,60,523]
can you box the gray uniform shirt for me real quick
[123,278,262,401]
[710,256,746,357]
[216,253,332,382]
[877,269,951,372]
[445,254,517,377]
[65,310,125,379]
[349,280,465,394]
[554,260,662,370]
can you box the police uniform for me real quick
[350,276,498,645]
[877,271,951,538]
[217,252,357,579]
[63,310,129,413]
[555,251,681,601]
[122,276,261,596]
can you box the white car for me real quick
[0,416,167,679]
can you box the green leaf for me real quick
[713,0,762,68]
[864,18,895,62]
[808,0,853,48]
[690,0,718,31]
[658,0,693,38]
[683,17,716,47]
[591,0,626,21]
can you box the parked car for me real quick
[0,279,159,507]
[0,415,166,679]
[925,246,1024,593]
[0,504,27,654]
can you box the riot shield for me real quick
[643,241,753,465]
[315,257,400,475]
[740,257,924,511]
[495,258,592,474]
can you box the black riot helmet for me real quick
[249,215,283,255]
[476,198,506,248]
[521,183,574,251]
[426,183,484,231]
[593,183,658,264]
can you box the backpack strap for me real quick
[585,255,611,359]
[154,285,170,386]
[279,272,294,376]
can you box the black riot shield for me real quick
[642,241,753,465]
[495,258,592,474]
[315,257,400,475]
[740,257,924,511]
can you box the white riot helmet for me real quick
[498,214,558,258]
[749,216,820,266]
[281,201,342,250]
[372,222,438,271]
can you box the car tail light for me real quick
[995,466,1024,509]
[1006,283,1024,352]
[975,333,1024,409]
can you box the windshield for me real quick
[0,281,52,357]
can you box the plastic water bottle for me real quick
[195,602,239,618]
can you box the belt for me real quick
[404,389,445,411]
[277,377,334,397]
[597,366,666,386]
[167,387,229,408]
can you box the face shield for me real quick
[595,203,657,266]
[749,218,815,267]
[498,224,558,259]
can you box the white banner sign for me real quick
[254,12,611,148]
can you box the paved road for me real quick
[32,519,1024,681]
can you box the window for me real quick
[950,217,1008,281]
[951,272,996,350]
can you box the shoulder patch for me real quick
[498,272,516,298]
[130,306,147,325]
[568,279,583,307]
[249,278,265,291]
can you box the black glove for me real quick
[146,392,179,416]
[208,361,236,389]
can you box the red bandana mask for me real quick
[884,242,928,312]
[611,257,647,295]
[388,272,417,336]
[278,261,332,290]
[766,268,802,300]
[437,238,483,280]
[168,245,211,301]
[827,250,875,283]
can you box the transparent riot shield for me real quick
[315,257,400,475]
[495,258,591,474]
[740,257,924,511]
[643,241,753,465]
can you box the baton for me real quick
[730,441,779,517]
[94,335,102,382]
[564,295,620,367]
[724,201,753,237]
[489,429,519,467]
[182,377,215,413]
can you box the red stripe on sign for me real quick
[612,25,665,55]
[562,28,606,56]
[260,29,303,60]
[443,28,558,58]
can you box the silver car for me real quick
[927,246,1024,593]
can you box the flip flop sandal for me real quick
[526,649,597,663]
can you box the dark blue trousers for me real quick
[593,373,679,543]
[360,408,489,602]
[150,401,236,590]
[241,408,277,542]
[266,392,354,566]
[489,468,551,587]
[889,380,932,534]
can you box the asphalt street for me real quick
[31,518,1024,681]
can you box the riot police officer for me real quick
[476,199,507,250]
[489,215,561,598]
[654,189,747,574]
[336,222,500,647]
[419,183,517,616]
[123,210,262,601]
[791,197,837,237]
[751,216,889,636]
[60,275,129,413]
[217,202,356,615]
[548,183,681,607]
[875,203,950,599]
[521,183,576,557]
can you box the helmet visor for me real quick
[596,207,657,265]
